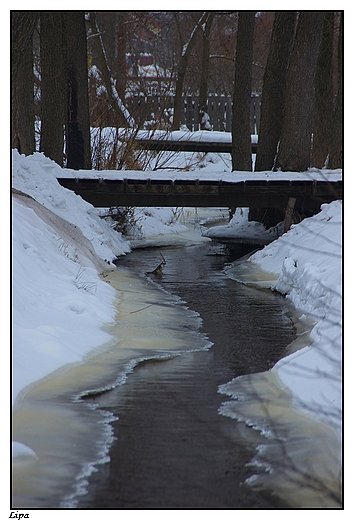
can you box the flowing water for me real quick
[75,242,296,509]
[12,215,340,509]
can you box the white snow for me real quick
[135,129,257,144]
[202,208,284,244]
[12,151,130,263]
[249,201,342,433]
[12,149,342,479]
[57,151,341,183]
[12,441,37,459]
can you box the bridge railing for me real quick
[133,131,258,155]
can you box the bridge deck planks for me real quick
[58,177,342,210]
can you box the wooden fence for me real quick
[125,94,261,134]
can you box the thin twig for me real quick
[130,304,154,314]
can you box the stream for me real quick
[74,240,296,509]
[12,208,342,509]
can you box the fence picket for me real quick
[125,94,261,133]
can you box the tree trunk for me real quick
[64,12,92,170]
[328,12,342,169]
[231,11,255,172]
[275,12,325,172]
[198,14,214,128]
[171,68,185,131]
[114,12,128,101]
[255,12,297,172]
[171,13,209,131]
[12,28,35,155]
[40,12,66,166]
[12,11,39,83]
[311,12,334,168]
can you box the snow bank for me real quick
[202,208,283,244]
[12,150,130,263]
[248,201,342,433]
[11,151,132,411]
[12,202,117,409]
[11,151,187,419]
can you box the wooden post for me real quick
[284,197,296,232]
[225,97,232,132]
[185,95,193,131]
[193,95,199,131]
[208,95,216,130]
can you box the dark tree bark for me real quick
[311,12,334,168]
[40,12,66,166]
[275,12,325,172]
[198,14,214,128]
[114,12,128,101]
[12,11,39,83]
[171,12,209,131]
[255,12,297,171]
[12,28,35,155]
[328,12,342,169]
[64,12,92,170]
[231,11,255,171]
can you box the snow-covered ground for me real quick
[220,202,342,435]
[202,210,284,244]
[248,201,342,432]
[11,149,342,506]
[134,128,258,144]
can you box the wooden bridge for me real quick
[134,135,258,155]
[58,175,342,212]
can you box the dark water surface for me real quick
[80,242,295,509]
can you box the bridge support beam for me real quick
[284,197,297,232]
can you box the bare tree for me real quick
[65,12,92,169]
[40,12,66,166]
[311,12,335,168]
[198,13,215,128]
[12,11,39,83]
[250,12,297,227]
[171,12,209,131]
[231,11,255,171]
[12,12,38,155]
[114,12,128,101]
[255,12,297,172]
[328,12,342,170]
[275,12,325,172]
